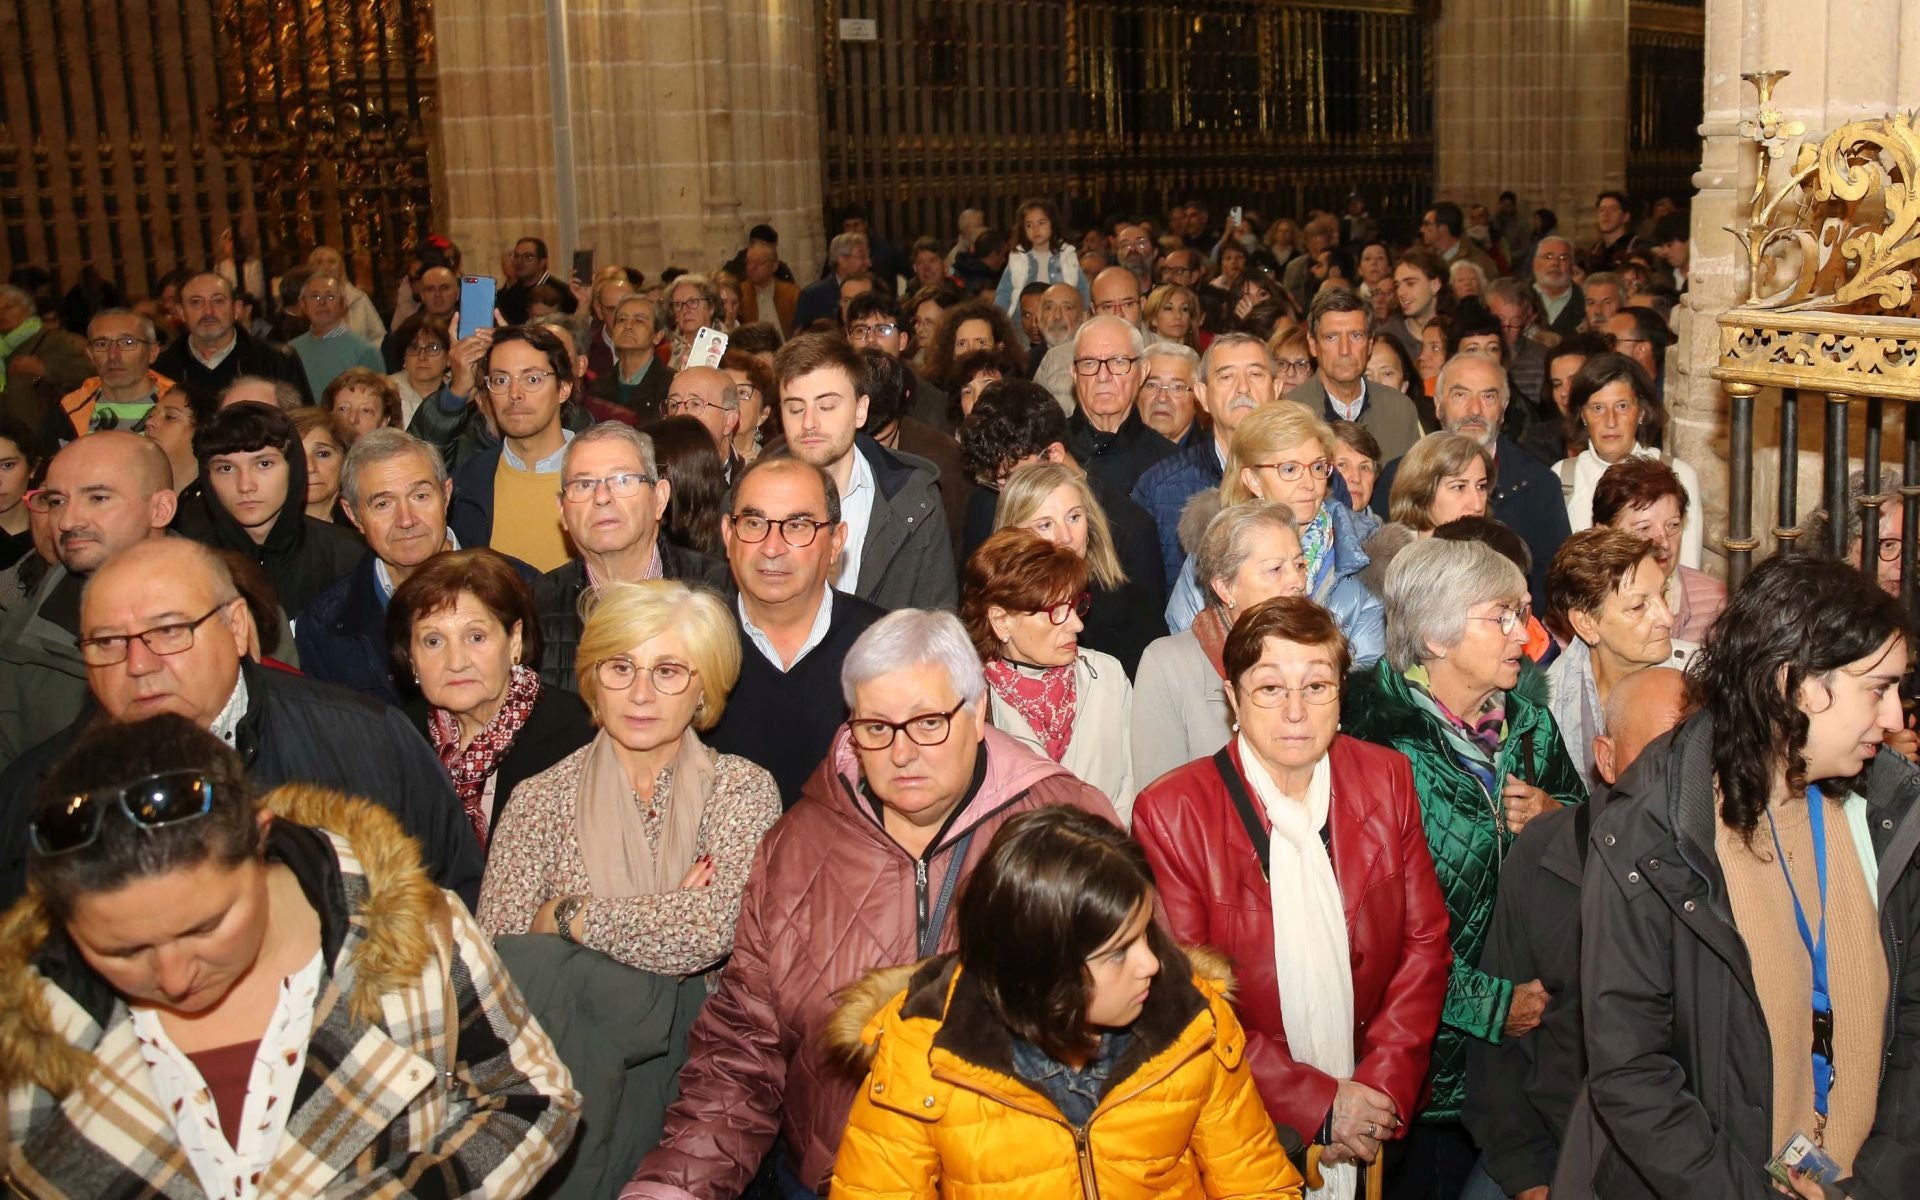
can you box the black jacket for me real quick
[1580,714,1920,1200]
[532,546,731,691]
[1066,407,1177,499]
[1464,795,1598,1193]
[585,358,674,425]
[153,327,314,411]
[839,435,957,612]
[297,550,540,705]
[171,433,365,619]
[0,659,485,910]
[403,683,596,841]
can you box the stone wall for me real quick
[435,0,826,284]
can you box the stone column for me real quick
[1671,0,1920,567]
[1433,0,1630,219]
[433,0,825,283]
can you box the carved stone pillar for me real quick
[1433,0,1630,220]
[433,0,825,282]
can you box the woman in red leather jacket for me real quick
[1133,596,1453,1188]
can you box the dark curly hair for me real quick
[923,300,1020,390]
[956,805,1186,1065]
[1690,553,1913,846]
[959,379,1068,485]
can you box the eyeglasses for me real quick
[666,395,730,415]
[29,769,217,858]
[88,335,153,354]
[405,341,448,357]
[484,370,555,394]
[561,471,655,501]
[510,250,543,262]
[1072,354,1140,377]
[1242,680,1341,709]
[1879,537,1904,562]
[1468,608,1525,636]
[593,656,697,694]
[1250,458,1334,482]
[730,512,834,547]
[848,322,898,340]
[847,701,966,751]
[1093,298,1141,315]
[1536,252,1573,264]
[670,298,710,312]
[302,292,341,306]
[1276,357,1314,373]
[77,603,232,666]
[1033,592,1092,625]
[733,384,759,403]
[1141,380,1195,398]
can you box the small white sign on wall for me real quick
[839,17,878,42]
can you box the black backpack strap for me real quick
[1212,746,1270,882]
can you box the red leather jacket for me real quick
[1133,734,1452,1142]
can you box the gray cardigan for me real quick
[1129,628,1231,790]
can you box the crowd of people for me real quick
[0,187,1914,1200]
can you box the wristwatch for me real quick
[554,894,586,943]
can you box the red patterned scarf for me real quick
[430,664,542,850]
[985,658,1079,762]
[1191,606,1233,680]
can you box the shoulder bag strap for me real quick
[919,827,977,959]
[1213,746,1270,882]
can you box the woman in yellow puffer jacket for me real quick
[828,806,1304,1199]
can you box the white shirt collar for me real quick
[738,587,835,671]
[501,427,575,474]
[190,331,239,370]
[207,669,251,745]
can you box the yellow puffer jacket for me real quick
[827,950,1304,1199]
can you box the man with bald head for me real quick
[0,535,484,908]
[1090,266,1145,329]
[154,270,311,408]
[1465,666,1689,1200]
[0,432,175,768]
[665,365,746,480]
[1032,281,1091,413]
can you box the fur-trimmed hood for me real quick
[825,945,1237,1070]
[0,783,448,1098]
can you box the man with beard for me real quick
[1287,287,1422,461]
[1031,281,1090,413]
[1532,236,1585,340]
[1113,222,1157,293]
[1373,354,1569,610]
[448,326,579,572]
[1130,332,1281,586]
[153,271,310,409]
[0,432,175,769]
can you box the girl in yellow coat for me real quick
[829,805,1305,1199]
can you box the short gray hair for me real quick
[88,306,158,344]
[1584,270,1624,294]
[1142,340,1199,371]
[222,375,304,412]
[1197,332,1274,383]
[829,232,870,264]
[840,609,986,709]
[1195,500,1298,609]
[531,309,590,352]
[1072,313,1145,359]
[342,427,447,513]
[1434,353,1509,407]
[563,421,659,480]
[1382,537,1526,672]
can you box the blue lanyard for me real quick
[1766,786,1834,1116]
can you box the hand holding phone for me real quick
[458,276,498,339]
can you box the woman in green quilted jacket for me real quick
[1341,535,1587,1199]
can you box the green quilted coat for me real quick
[1340,661,1587,1121]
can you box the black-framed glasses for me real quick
[730,512,833,547]
[1879,537,1903,562]
[1243,680,1341,709]
[1468,608,1525,636]
[1250,458,1334,482]
[30,769,217,857]
[847,701,967,751]
[1035,592,1091,625]
[1072,354,1140,377]
[561,471,655,501]
[77,603,232,666]
[88,335,153,354]
[593,656,697,694]
[405,341,448,357]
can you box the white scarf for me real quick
[1239,736,1356,1200]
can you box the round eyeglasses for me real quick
[593,657,697,694]
[730,513,834,547]
[1250,459,1334,482]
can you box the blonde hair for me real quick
[1222,401,1337,505]
[993,461,1126,589]
[1388,432,1495,531]
[574,580,740,730]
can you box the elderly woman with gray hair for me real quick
[1130,500,1310,788]
[622,609,1119,1199]
[1340,537,1586,1196]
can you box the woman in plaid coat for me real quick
[0,715,579,1199]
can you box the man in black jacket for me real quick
[535,423,728,690]
[0,537,482,909]
[153,272,312,412]
[1064,315,1175,497]
[1463,666,1688,1199]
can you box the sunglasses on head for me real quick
[29,770,219,858]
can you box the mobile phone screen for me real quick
[571,248,595,285]
[459,276,497,338]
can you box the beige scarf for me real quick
[575,729,715,897]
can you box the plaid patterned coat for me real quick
[0,784,580,1199]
